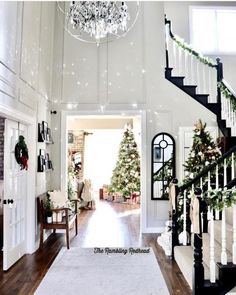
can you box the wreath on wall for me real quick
[15,135,29,170]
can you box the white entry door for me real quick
[3,119,27,270]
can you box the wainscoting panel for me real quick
[107,4,145,104]
[38,2,55,99]
[62,32,99,104]
[0,2,18,73]
[20,2,41,89]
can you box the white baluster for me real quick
[212,68,218,103]
[183,190,188,246]
[178,47,183,76]
[233,204,236,264]
[196,61,201,93]
[221,199,227,265]
[172,41,177,74]
[221,159,228,264]
[221,95,226,120]
[224,158,227,186]
[190,55,194,85]
[232,111,236,136]
[184,51,189,84]
[202,64,206,94]
[215,165,220,220]
[228,101,232,127]
[232,153,235,180]
[207,67,212,103]
[207,171,211,220]
[227,100,231,126]
[210,208,216,283]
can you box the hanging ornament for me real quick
[15,135,29,170]
[194,119,204,132]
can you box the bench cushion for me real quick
[48,190,69,208]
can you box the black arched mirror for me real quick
[151,133,175,200]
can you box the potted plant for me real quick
[43,195,53,223]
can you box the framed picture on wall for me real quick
[38,123,45,142]
[39,149,45,156]
[38,155,45,172]
[42,121,48,141]
[46,128,52,142]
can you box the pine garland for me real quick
[204,188,236,211]
[172,35,216,68]
[218,81,236,111]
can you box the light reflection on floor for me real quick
[72,200,141,248]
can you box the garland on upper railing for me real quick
[172,35,216,68]
[218,81,236,111]
[203,187,236,211]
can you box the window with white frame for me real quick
[190,6,236,54]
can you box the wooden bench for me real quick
[37,195,79,249]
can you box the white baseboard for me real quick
[142,226,165,233]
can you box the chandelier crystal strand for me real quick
[57,1,140,44]
[68,1,130,42]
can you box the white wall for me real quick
[0,2,56,247]
[164,1,236,89]
[51,1,218,231]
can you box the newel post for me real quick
[216,57,223,82]
[169,178,179,259]
[216,57,223,105]
[191,187,204,295]
[164,15,170,69]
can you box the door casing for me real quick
[0,104,36,266]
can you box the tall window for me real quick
[190,6,236,54]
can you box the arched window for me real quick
[151,133,175,200]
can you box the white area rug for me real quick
[34,247,169,295]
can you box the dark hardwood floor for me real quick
[0,200,191,295]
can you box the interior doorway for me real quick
[61,111,146,238]
[67,116,141,201]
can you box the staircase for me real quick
[164,17,236,295]
[165,17,236,151]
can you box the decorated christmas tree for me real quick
[183,119,221,183]
[177,119,221,233]
[109,126,140,198]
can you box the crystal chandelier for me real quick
[58,1,140,44]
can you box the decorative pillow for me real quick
[48,190,68,208]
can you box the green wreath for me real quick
[15,135,29,170]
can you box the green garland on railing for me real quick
[218,81,236,111]
[203,188,236,211]
[172,35,216,68]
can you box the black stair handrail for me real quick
[219,79,236,104]
[180,145,236,192]
[222,80,236,98]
